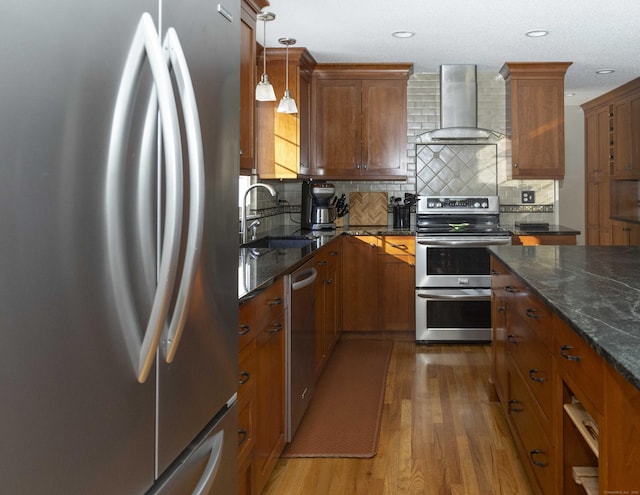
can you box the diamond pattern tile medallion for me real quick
[416,144,497,196]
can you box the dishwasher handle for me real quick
[291,268,317,291]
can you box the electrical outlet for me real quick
[521,191,536,204]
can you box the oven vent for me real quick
[417,65,503,143]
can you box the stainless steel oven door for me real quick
[415,236,511,288]
[415,288,492,343]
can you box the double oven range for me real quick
[415,196,511,343]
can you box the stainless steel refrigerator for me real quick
[0,0,239,493]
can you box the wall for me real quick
[243,71,582,234]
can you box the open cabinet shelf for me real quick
[572,467,599,495]
[564,402,599,457]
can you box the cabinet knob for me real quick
[269,323,283,334]
[559,344,581,362]
[525,308,540,319]
[237,429,248,446]
[268,297,283,307]
[514,163,519,168]
[507,334,520,344]
[356,164,361,169]
[508,399,524,413]
[239,324,250,336]
[238,371,250,385]
[363,163,368,170]
[529,449,548,468]
[528,368,545,383]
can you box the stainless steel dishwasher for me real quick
[286,260,317,442]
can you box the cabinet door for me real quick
[239,2,258,174]
[341,236,378,331]
[613,99,633,177]
[361,79,407,178]
[377,253,415,331]
[511,77,565,178]
[585,178,611,246]
[585,107,611,178]
[298,67,313,175]
[313,79,362,177]
[254,315,285,494]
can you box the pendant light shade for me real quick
[255,12,276,101]
[277,37,298,114]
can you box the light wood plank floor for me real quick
[263,336,535,495]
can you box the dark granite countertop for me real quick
[238,225,413,301]
[503,224,581,236]
[489,245,640,391]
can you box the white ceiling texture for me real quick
[262,0,640,105]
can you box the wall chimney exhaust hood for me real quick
[417,64,503,143]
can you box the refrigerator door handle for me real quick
[106,12,183,383]
[192,430,224,495]
[161,28,206,363]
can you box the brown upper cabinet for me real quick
[582,75,640,245]
[256,47,316,179]
[500,62,572,180]
[239,0,269,175]
[311,64,412,180]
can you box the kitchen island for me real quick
[489,245,640,495]
[489,245,640,388]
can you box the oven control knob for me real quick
[474,202,480,208]
[481,201,488,208]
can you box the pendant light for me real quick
[277,37,298,114]
[255,11,276,101]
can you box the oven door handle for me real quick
[417,293,491,301]
[417,239,511,247]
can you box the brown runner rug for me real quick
[282,339,393,458]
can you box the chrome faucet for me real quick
[241,183,277,244]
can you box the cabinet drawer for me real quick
[554,316,604,415]
[507,312,554,425]
[378,236,415,256]
[508,361,556,495]
[239,277,285,349]
[509,288,553,350]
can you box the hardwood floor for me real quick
[262,336,535,495]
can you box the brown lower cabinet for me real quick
[342,235,415,332]
[238,278,286,495]
[491,255,640,495]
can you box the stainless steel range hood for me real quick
[418,65,503,143]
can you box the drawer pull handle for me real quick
[238,324,250,336]
[390,243,408,249]
[490,269,499,275]
[497,305,505,312]
[507,334,520,344]
[269,323,283,334]
[237,429,247,446]
[508,399,524,413]
[560,345,581,362]
[505,285,518,293]
[525,308,540,319]
[238,371,250,385]
[268,297,283,307]
[528,368,545,383]
[317,260,328,266]
[529,449,548,468]
[329,251,338,256]
[326,278,333,285]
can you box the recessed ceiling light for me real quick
[565,92,576,97]
[525,29,549,37]
[392,30,415,39]
[596,69,615,74]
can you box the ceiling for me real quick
[261,0,640,105]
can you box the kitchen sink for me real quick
[240,236,314,249]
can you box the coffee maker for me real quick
[301,181,336,230]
